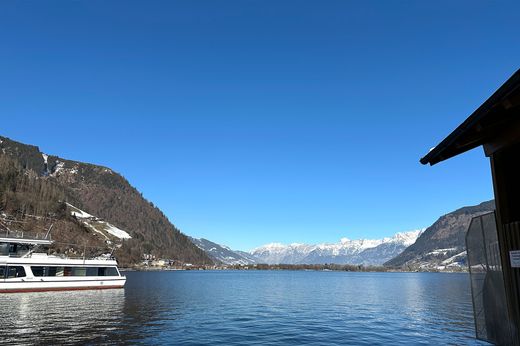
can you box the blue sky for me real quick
[1,1,519,250]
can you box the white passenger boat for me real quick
[0,236,126,293]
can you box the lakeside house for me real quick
[421,69,520,345]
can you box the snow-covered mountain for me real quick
[250,230,423,265]
[189,238,261,265]
[248,242,314,265]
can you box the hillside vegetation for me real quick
[0,135,212,266]
[385,200,495,269]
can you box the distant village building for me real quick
[421,69,520,345]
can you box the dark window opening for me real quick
[105,267,119,276]
[47,267,57,276]
[31,266,44,277]
[86,267,98,276]
[0,244,8,256]
[7,266,26,278]
[63,267,72,276]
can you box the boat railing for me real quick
[1,230,117,261]
[2,251,116,261]
[1,230,52,241]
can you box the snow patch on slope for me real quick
[53,161,65,175]
[66,203,131,239]
[67,203,94,218]
[104,223,132,239]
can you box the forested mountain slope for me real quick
[385,200,495,269]
[0,135,212,266]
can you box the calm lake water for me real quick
[1,271,487,345]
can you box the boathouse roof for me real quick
[420,68,520,165]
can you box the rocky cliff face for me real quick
[385,200,495,269]
[0,135,212,266]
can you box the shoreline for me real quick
[119,266,468,274]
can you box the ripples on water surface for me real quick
[0,271,487,345]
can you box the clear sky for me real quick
[1,1,519,250]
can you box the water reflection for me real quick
[0,271,486,345]
[1,289,125,345]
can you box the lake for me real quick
[1,271,487,345]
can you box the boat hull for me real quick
[0,277,126,293]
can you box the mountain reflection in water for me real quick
[0,271,486,345]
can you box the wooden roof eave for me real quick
[420,69,520,166]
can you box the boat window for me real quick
[9,244,17,254]
[7,266,26,278]
[72,267,87,276]
[95,267,119,276]
[46,267,57,276]
[30,266,64,277]
[86,267,98,276]
[55,267,64,276]
[0,243,8,256]
[22,266,120,277]
[0,266,5,278]
[105,267,119,276]
[31,266,45,277]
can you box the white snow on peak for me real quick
[251,229,424,265]
[252,242,312,252]
[252,242,286,251]
[390,228,425,246]
[42,153,48,165]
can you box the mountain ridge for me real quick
[385,200,495,269]
[0,135,213,266]
[249,230,423,265]
[189,237,261,265]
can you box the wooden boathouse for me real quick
[421,68,520,345]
